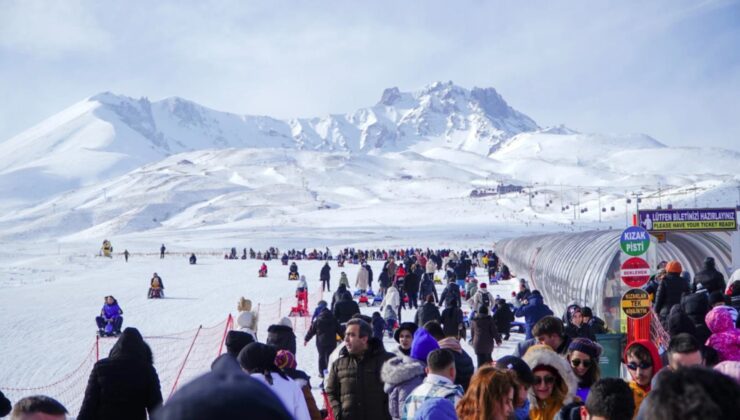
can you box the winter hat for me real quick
[238,342,278,372]
[479,282,487,288]
[666,260,683,274]
[317,300,328,309]
[568,338,602,361]
[709,291,728,306]
[394,322,419,343]
[278,317,293,328]
[154,355,292,420]
[274,349,297,370]
[225,331,254,357]
[496,355,535,386]
[410,328,440,363]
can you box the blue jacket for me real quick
[413,397,457,420]
[514,293,553,339]
[372,316,386,340]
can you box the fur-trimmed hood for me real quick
[381,355,426,391]
[522,344,578,408]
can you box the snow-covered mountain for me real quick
[1,81,738,242]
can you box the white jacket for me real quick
[251,372,310,420]
[356,267,369,290]
[236,311,258,340]
[381,286,401,312]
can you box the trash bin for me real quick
[595,333,625,378]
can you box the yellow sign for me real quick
[621,288,651,319]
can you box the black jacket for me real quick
[78,329,162,420]
[693,260,726,294]
[470,314,499,355]
[403,272,420,294]
[414,302,442,327]
[654,273,690,318]
[419,276,438,302]
[331,286,352,311]
[321,264,331,281]
[325,337,394,420]
[305,308,343,348]
[266,324,297,356]
[0,390,10,418]
[492,304,514,333]
[334,297,361,324]
[440,283,462,308]
[440,307,464,338]
[564,323,596,341]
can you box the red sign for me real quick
[621,257,651,287]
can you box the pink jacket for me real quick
[705,306,740,362]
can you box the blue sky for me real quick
[1,0,738,150]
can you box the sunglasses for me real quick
[534,375,556,385]
[570,358,592,368]
[626,362,652,371]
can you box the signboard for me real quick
[621,288,651,319]
[621,257,651,287]
[638,208,737,232]
[620,226,650,256]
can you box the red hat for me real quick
[480,283,487,288]
[666,261,683,274]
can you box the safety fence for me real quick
[1,287,324,417]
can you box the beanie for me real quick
[274,349,297,370]
[666,260,683,274]
[568,338,602,361]
[278,317,293,328]
[238,342,277,372]
[410,328,440,363]
[708,291,727,306]
[225,330,254,357]
[480,283,487,288]
[497,355,534,385]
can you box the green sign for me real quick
[620,226,650,256]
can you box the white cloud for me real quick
[0,0,111,57]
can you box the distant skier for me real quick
[189,253,197,265]
[160,244,166,259]
[123,249,130,262]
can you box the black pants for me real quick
[318,344,336,377]
[407,291,418,309]
[322,279,330,292]
[96,316,123,333]
[476,352,492,367]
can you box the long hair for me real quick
[456,367,517,420]
[567,350,601,388]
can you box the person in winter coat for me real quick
[493,299,515,340]
[95,295,123,337]
[381,329,440,420]
[522,344,578,420]
[356,265,369,291]
[624,339,662,416]
[667,304,697,337]
[267,317,298,356]
[579,307,607,335]
[237,297,258,340]
[371,311,386,341]
[331,283,352,311]
[566,338,602,402]
[440,300,465,340]
[334,292,361,325]
[381,284,401,330]
[654,260,691,324]
[425,258,437,276]
[0,390,10,418]
[393,322,417,357]
[339,272,350,289]
[304,301,342,377]
[514,290,554,339]
[326,319,394,420]
[424,321,475,391]
[403,270,420,309]
[239,343,310,420]
[289,262,299,274]
[366,263,374,290]
[78,328,162,420]
[320,262,331,291]
[693,256,726,294]
[275,350,322,420]
[705,306,740,362]
[402,348,464,420]
[470,305,500,367]
[563,309,596,341]
[418,273,438,303]
[415,295,442,327]
[469,282,493,314]
[439,279,462,309]
[680,289,712,343]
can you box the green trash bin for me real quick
[595,333,626,378]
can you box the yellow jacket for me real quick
[529,396,563,420]
[629,380,649,417]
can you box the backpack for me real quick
[444,283,460,307]
[480,292,491,309]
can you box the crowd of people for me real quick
[5,249,740,420]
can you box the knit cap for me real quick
[274,349,297,369]
[410,328,440,362]
[568,338,602,361]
